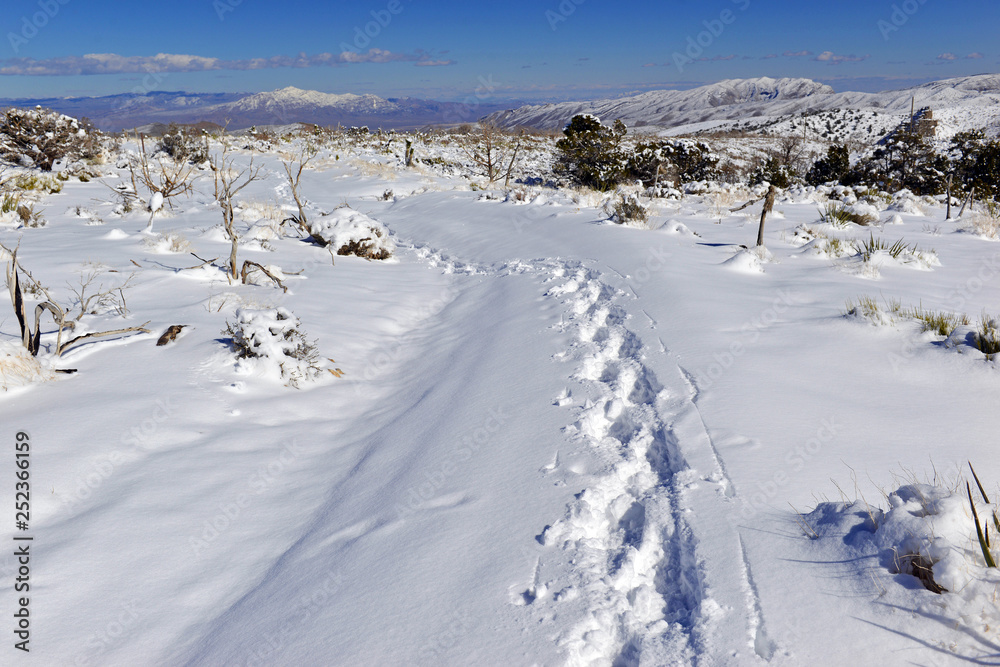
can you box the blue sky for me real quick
[1,0,998,102]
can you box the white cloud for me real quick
[936,53,958,61]
[815,51,869,64]
[0,50,438,76]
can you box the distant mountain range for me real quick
[5,75,1000,138]
[483,74,1000,138]
[0,86,516,132]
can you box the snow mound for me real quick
[309,207,394,259]
[141,231,193,254]
[661,220,698,237]
[807,481,1000,649]
[225,307,325,388]
[723,246,771,273]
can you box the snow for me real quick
[7,131,1000,666]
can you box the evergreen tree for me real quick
[806,144,850,185]
[555,115,629,191]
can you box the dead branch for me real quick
[211,132,266,280]
[240,260,287,292]
[281,146,317,237]
[57,321,151,356]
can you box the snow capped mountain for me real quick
[483,77,835,131]
[0,87,512,131]
[218,86,402,117]
[483,74,1000,136]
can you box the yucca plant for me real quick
[968,463,1000,568]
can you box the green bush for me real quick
[555,115,629,191]
[807,144,850,186]
[749,157,796,189]
[629,139,719,187]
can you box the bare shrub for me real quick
[461,124,523,186]
[0,107,102,171]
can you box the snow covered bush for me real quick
[555,114,629,191]
[606,193,648,226]
[309,206,394,260]
[629,138,719,188]
[749,156,797,189]
[223,307,323,388]
[156,124,209,165]
[0,107,102,171]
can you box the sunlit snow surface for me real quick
[4,132,1000,666]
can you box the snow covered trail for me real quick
[523,261,776,666]
[172,252,581,666]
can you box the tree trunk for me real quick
[756,185,777,247]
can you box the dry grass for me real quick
[0,343,54,390]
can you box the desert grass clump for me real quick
[960,208,1000,240]
[821,201,878,227]
[16,204,45,228]
[820,201,854,227]
[607,193,649,225]
[12,174,63,194]
[907,305,969,336]
[844,295,900,325]
[1,193,18,215]
[975,314,1000,360]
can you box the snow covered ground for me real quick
[5,134,1000,666]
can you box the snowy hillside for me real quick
[6,127,1000,666]
[215,86,402,116]
[485,74,1000,139]
[484,77,834,131]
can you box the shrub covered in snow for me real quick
[749,156,797,189]
[157,124,209,164]
[0,107,103,171]
[224,307,323,388]
[629,138,720,188]
[555,114,629,191]
[309,206,394,259]
[605,193,648,226]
